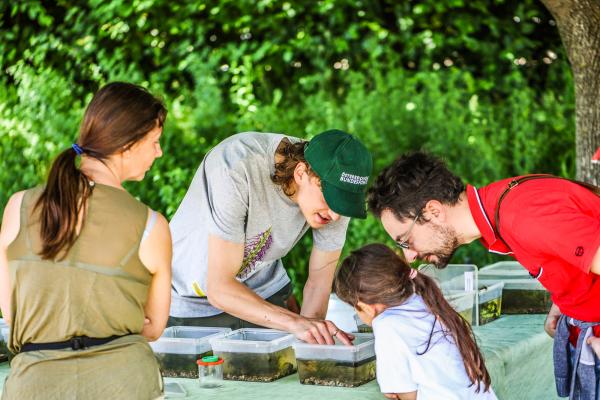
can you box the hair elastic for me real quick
[408,268,418,280]
[72,143,84,155]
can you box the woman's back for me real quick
[2,184,162,399]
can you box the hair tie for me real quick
[409,268,418,280]
[72,143,84,155]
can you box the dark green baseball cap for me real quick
[304,129,373,219]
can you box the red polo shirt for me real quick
[466,177,600,322]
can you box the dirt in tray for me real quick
[502,290,552,314]
[155,351,212,378]
[297,357,376,387]
[220,347,296,382]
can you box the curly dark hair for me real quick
[367,151,465,221]
[271,137,318,197]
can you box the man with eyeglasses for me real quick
[367,151,600,399]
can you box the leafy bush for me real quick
[273,66,574,301]
[0,0,575,301]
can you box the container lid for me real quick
[197,355,224,366]
[149,326,232,355]
[478,281,504,304]
[479,262,545,290]
[480,278,545,291]
[479,261,528,277]
[481,261,523,271]
[419,263,478,292]
[210,328,295,354]
[293,333,375,362]
[446,290,476,312]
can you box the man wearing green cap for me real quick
[169,130,372,344]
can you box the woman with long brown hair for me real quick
[0,82,172,399]
[334,243,496,400]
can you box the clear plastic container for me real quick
[446,291,476,325]
[0,319,7,345]
[293,333,376,387]
[476,281,504,325]
[163,382,187,398]
[353,314,372,333]
[479,261,552,314]
[0,326,8,363]
[419,263,478,325]
[418,263,478,292]
[210,328,296,382]
[149,326,231,378]
[326,293,359,333]
[197,355,224,388]
[0,320,14,362]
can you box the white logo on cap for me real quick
[340,172,368,185]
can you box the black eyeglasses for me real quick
[395,211,421,250]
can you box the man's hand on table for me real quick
[291,317,354,345]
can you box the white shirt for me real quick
[372,294,497,400]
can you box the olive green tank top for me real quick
[2,184,163,400]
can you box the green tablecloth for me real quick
[474,314,560,400]
[0,315,561,400]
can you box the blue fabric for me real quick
[71,143,84,155]
[554,315,600,400]
[568,344,600,400]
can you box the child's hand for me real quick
[586,335,600,358]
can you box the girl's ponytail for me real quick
[413,273,491,392]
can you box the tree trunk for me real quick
[540,0,600,185]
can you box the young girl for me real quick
[334,243,497,400]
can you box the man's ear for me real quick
[294,161,308,184]
[356,301,377,318]
[424,199,446,222]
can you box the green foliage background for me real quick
[0,1,575,301]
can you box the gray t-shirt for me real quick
[169,132,350,317]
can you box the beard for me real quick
[421,224,460,269]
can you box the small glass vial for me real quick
[197,355,224,388]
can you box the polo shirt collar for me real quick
[466,184,513,255]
